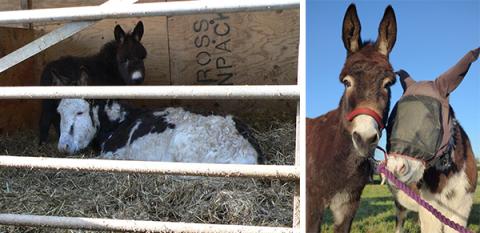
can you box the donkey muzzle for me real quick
[58,136,77,154]
[351,118,380,157]
[346,108,383,157]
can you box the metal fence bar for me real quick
[0,0,138,73]
[20,0,32,29]
[0,85,300,99]
[292,102,301,228]
[0,0,300,25]
[0,156,299,180]
[0,214,297,233]
[0,21,93,73]
[292,5,304,229]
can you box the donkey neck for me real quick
[309,108,373,195]
[97,40,118,66]
[332,109,351,147]
[422,121,477,193]
[85,41,125,85]
[322,108,369,166]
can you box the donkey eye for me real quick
[77,112,83,115]
[383,79,394,88]
[342,79,352,88]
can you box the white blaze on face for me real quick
[57,99,98,154]
[386,155,425,184]
[351,114,380,154]
[131,70,142,80]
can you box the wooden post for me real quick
[20,0,32,29]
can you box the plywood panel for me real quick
[0,2,21,11]
[168,9,299,85]
[167,9,299,118]
[31,0,104,8]
[0,27,39,133]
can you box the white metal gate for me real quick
[0,1,302,232]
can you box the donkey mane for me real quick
[96,40,118,66]
[358,40,374,49]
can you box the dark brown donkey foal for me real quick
[307,4,397,232]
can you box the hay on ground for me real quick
[0,120,295,233]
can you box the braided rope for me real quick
[377,162,473,233]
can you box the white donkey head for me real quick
[57,99,99,154]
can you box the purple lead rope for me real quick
[377,163,473,233]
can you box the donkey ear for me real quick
[342,4,362,54]
[396,70,415,92]
[114,24,126,44]
[132,21,144,42]
[375,5,397,56]
[86,99,96,107]
[78,66,89,86]
[50,69,63,85]
[435,48,479,97]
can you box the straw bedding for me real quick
[0,120,295,233]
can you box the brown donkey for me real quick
[306,4,397,232]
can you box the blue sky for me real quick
[306,0,480,158]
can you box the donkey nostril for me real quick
[352,132,361,144]
[366,135,377,145]
[353,131,378,145]
[398,164,406,175]
[366,134,378,145]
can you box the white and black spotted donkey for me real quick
[57,99,263,164]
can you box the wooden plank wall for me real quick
[0,0,299,133]
[168,10,298,85]
[0,27,38,133]
[167,8,298,118]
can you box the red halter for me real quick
[345,108,384,130]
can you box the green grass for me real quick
[321,173,480,233]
